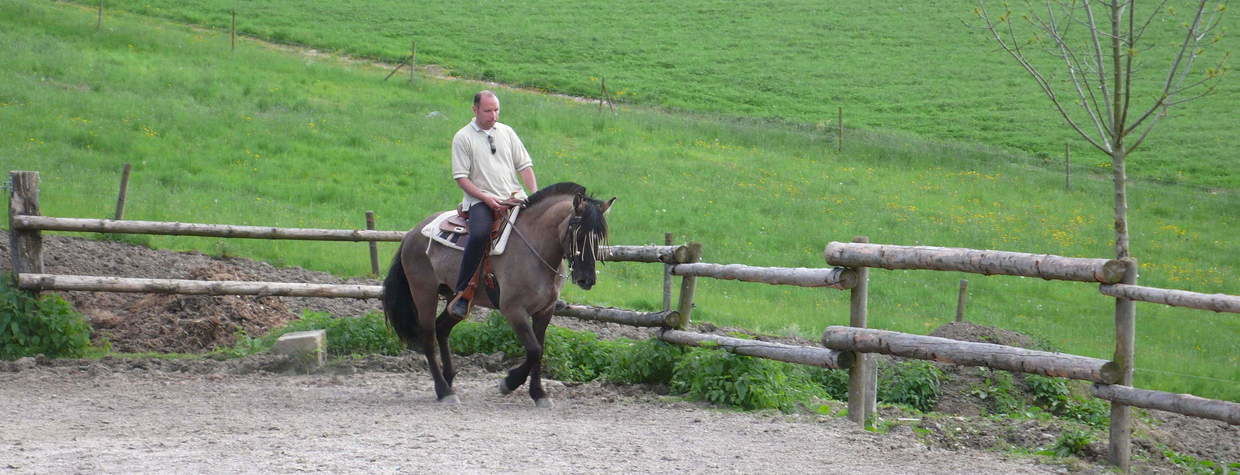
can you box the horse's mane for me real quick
[526,182,608,242]
[526,182,590,207]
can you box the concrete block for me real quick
[273,329,326,369]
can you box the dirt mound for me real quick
[1,235,383,353]
[929,321,1040,349]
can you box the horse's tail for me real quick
[382,248,420,348]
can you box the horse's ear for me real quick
[573,193,584,213]
[601,197,617,215]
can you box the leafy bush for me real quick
[218,311,402,358]
[0,276,93,359]
[449,313,523,358]
[1025,374,1109,428]
[969,368,1024,415]
[1052,427,1094,457]
[878,360,944,412]
[671,348,825,412]
[603,338,684,385]
[543,327,624,382]
[804,367,850,401]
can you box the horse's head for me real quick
[563,192,615,290]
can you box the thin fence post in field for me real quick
[114,163,131,220]
[847,235,874,426]
[366,211,379,275]
[97,0,103,30]
[231,10,236,51]
[955,279,968,322]
[837,107,843,153]
[1109,258,1139,470]
[663,232,674,311]
[1065,143,1071,191]
[598,76,605,113]
[410,40,416,83]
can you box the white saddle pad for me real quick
[419,207,520,255]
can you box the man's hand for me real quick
[482,194,504,211]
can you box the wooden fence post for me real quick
[847,235,874,425]
[837,107,843,153]
[1109,257,1138,470]
[410,40,416,83]
[97,0,103,30]
[955,279,968,323]
[1064,144,1071,191]
[114,163,131,220]
[231,10,237,51]
[366,211,379,275]
[663,232,674,312]
[8,171,44,279]
[675,242,702,329]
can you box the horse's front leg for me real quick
[527,308,554,408]
[499,310,547,406]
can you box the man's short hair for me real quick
[473,90,497,106]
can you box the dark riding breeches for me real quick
[454,202,495,292]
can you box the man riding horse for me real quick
[448,90,538,319]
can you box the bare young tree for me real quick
[975,0,1228,259]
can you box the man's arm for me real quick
[519,167,538,194]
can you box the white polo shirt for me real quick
[451,120,533,211]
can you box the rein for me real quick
[508,220,567,279]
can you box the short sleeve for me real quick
[451,132,472,179]
[508,128,533,172]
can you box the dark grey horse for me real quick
[383,182,614,407]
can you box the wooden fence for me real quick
[8,170,1238,469]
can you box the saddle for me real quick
[419,202,522,254]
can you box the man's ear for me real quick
[601,197,617,215]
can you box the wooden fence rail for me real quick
[12,216,407,242]
[821,326,1119,384]
[824,241,1125,283]
[18,273,384,298]
[659,329,853,370]
[553,302,683,328]
[671,263,857,289]
[1091,384,1240,425]
[1099,283,1240,314]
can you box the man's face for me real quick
[473,95,500,130]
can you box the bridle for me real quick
[507,208,600,280]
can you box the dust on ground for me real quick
[2,235,1236,472]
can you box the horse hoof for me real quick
[498,379,514,395]
[534,398,554,409]
[437,394,461,405]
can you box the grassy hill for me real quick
[1,1,1236,401]
[67,0,1240,191]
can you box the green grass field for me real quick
[2,1,1236,401]
[69,0,1239,191]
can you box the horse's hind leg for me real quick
[435,309,463,387]
[415,294,457,404]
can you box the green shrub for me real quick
[1025,374,1109,428]
[543,327,623,382]
[1052,427,1094,457]
[449,313,523,358]
[804,367,850,401]
[671,348,825,412]
[218,311,402,358]
[604,338,684,385]
[969,368,1024,415]
[0,276,93,359]
[878,360,944,412]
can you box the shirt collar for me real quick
[469,119,493,134]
